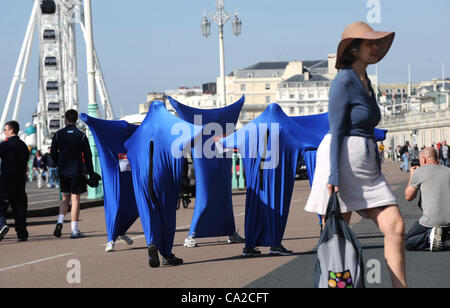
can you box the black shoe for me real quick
[53,223,63,238]
[162,254,183,266]
[242,247,262,257]
[17,237,28,242]
[148,244,160,268]
[0,225,9,241]
[269,245,293,256]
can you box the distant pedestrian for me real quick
[413,144,419,160]
[388,147,394,161]
[399,141,410,172]
[305,21,406,288]
[404,147,450,252]
[396,145,402,162]
[0,121,30,242]
[438,140,449,167]
[43,146,58,188]
[32,150,46,189]
[50,110,95,239]
[378,142,385,162]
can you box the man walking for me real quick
[0,121,30,242]
[438,140,449,167]
[43,146,58,188]
[399,141,410,172]
[51,110,94,239]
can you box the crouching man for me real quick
[404,147,450,252]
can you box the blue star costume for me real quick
[124,102,202,265]
[221,103,322,250]
[168,95,244,239]
[80,114,139,243]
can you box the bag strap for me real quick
[325,191,342,220]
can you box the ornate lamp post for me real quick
[202,0,242,107]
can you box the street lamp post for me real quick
[201,0,241,108]
[84,0,103,199]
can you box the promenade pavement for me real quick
[0,161,448,288]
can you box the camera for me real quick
[410,158,420,167]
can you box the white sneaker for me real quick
[228,231,245,244]
[430,227,444,252]
[119,234,133,245]
[105,241,115,252]
[184,235,198,248]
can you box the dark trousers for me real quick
[0,190,28,240]
[405,221,432,251]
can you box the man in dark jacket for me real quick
[43,146,58,188]
[51,109,94,239]
[438,140,449,167]
[0,121,30,242]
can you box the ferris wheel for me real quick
[1,0,114,151]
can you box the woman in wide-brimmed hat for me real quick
[305,21,407,288]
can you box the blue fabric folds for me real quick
[221,103,321,249]
[168,95,245,238]
[124,101,202,258]
[79,113,139,243]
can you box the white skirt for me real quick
[305,134,397,216]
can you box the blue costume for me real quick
[124,102,202,259]
[168,96,244,239]
[222,103,321,249]
[80,114,139,243]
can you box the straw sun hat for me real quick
[335,21,395,69]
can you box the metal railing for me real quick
[378,110,450,132]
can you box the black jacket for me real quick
[438,145,449,160]
[50,125,94,178]
[0,136,29,200]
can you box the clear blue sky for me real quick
[1,0,449,127]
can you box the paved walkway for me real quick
[0,162,448,288]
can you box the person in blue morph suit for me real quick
[305,22,407,288]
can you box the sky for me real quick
[0,0,449,127]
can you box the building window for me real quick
[265,84,271,90]
[289,107,295,114]
[308,92,314,99]
[265,96,271,103]
[290,94,295,99]
[241,84,246,91]
[299,106,305,113]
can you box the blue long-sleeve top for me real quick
[328,68,381,186]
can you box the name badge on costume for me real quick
[118,153,131,172]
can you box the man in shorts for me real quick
[404,147,450,252]
[51,110,94,239]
